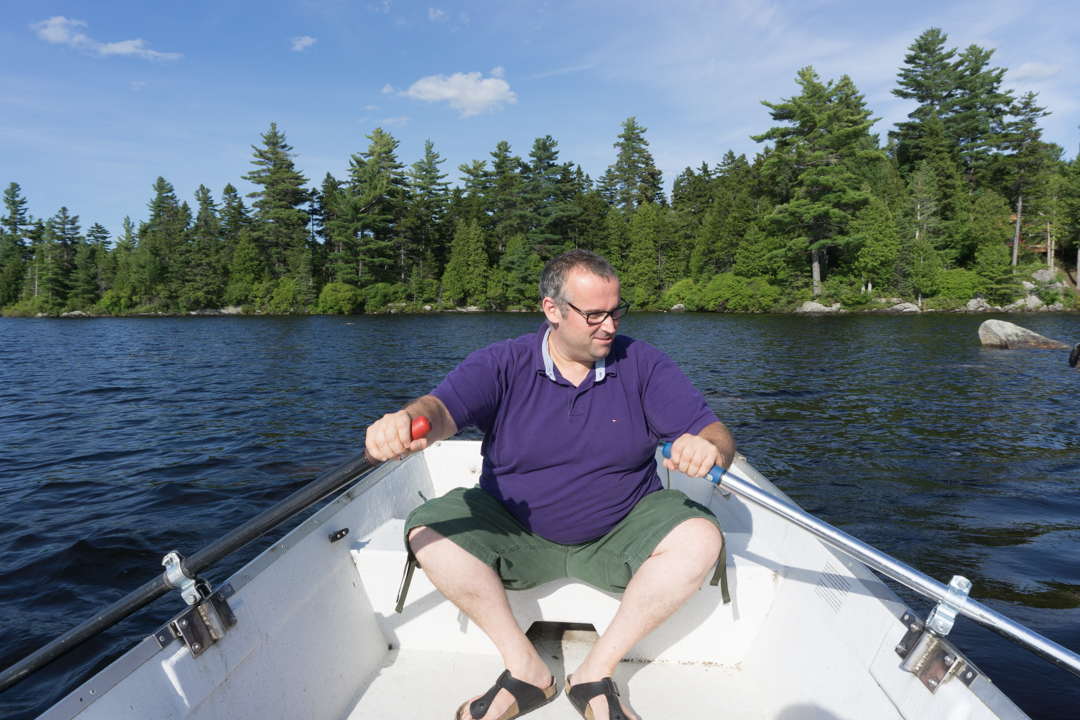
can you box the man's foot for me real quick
[565,674,639,720]
[455,668,556,720]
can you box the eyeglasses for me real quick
[566,298,631,326]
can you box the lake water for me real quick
[1,312,1079,718]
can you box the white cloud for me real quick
[290,36,317,52]
[491,66,505,78]
[381,116,410,127]
[367,1,392,13]
[396,70,517,117]
[381,84,395,94]
[31,17,182,62]
[365,105,381,111]
[1010,62,1062,82]
[429,8,447,22]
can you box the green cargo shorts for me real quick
[403,485,724,595]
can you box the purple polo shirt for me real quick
[430,322,718,544]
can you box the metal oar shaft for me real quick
[0,449,375,695]
[720,467,1080,679]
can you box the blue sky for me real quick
[3,0,1078,239]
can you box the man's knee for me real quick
[658,517,723,568]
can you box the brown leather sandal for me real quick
[454,669,557,720]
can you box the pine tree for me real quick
[754,68,883,295]
[242,123,311,280]
[995,92,1052,265]
[442,219,490,306]
[0,183,30,307]
[890,28,1012,187]
[515,135,578,258]
[596,206,630,273]
[849,196,902,294]
[347,127,406,283]
[404,140,451,281]
[625,202,665,307]
[499,233,542,307]
[600,118,664,212]
[38,208,81,312]
[962,190,1013,256]
[181,185,226,309]
[732,224,785,281]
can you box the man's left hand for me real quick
[663,432,723,479]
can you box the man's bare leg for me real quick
[409,526,552,720]
[569,518,723,720]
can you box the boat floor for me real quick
[342,626,765,719]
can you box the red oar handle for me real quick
[411,416,431,440]
[364,415,432,466]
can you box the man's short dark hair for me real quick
[539,249,618,312]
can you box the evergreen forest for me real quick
[4,28,1080,318]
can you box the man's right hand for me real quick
[364,395,456,463]
[366,409,428,463]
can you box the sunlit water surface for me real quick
[1,312,1078,718]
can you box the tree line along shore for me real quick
[3,27,1080,319]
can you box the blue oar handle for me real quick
[662,442,726,484]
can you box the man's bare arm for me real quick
[662,421,736,479]
[365,395,458,463]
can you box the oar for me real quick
[0,416,431,694]
[661,443,1080,679]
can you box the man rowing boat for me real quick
[365,249,735,720]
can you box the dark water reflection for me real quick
[1,312,1078,718]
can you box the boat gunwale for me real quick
[38,442,1030,720]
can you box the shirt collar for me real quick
[539,323,607,383]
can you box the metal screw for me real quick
[944,654,956,666]
[966,671,974,679]
[229,615,237,623]
[928,678,939,688]
[159,635,167,642]
[90,690,95,695]
[192,643,201,652]
[180,619,188,628]
[896,642,906,652]
[218,593,224,600]
[909,623,920,631]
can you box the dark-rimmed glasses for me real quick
[566,298,631,326]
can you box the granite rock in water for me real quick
[795,301,842,314]
[885,302,920,314]
[978,319,1069,349]
[966,298,991,313]
[1004,295,1045,312]
[671,304,686,313]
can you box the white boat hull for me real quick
[42,441,1027,719]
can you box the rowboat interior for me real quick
[42,440,1030,719]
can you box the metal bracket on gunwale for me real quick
[156,552,238,658]
[895,611,980,693]
[926,575,972,636]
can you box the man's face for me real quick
[548,269,622,363]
